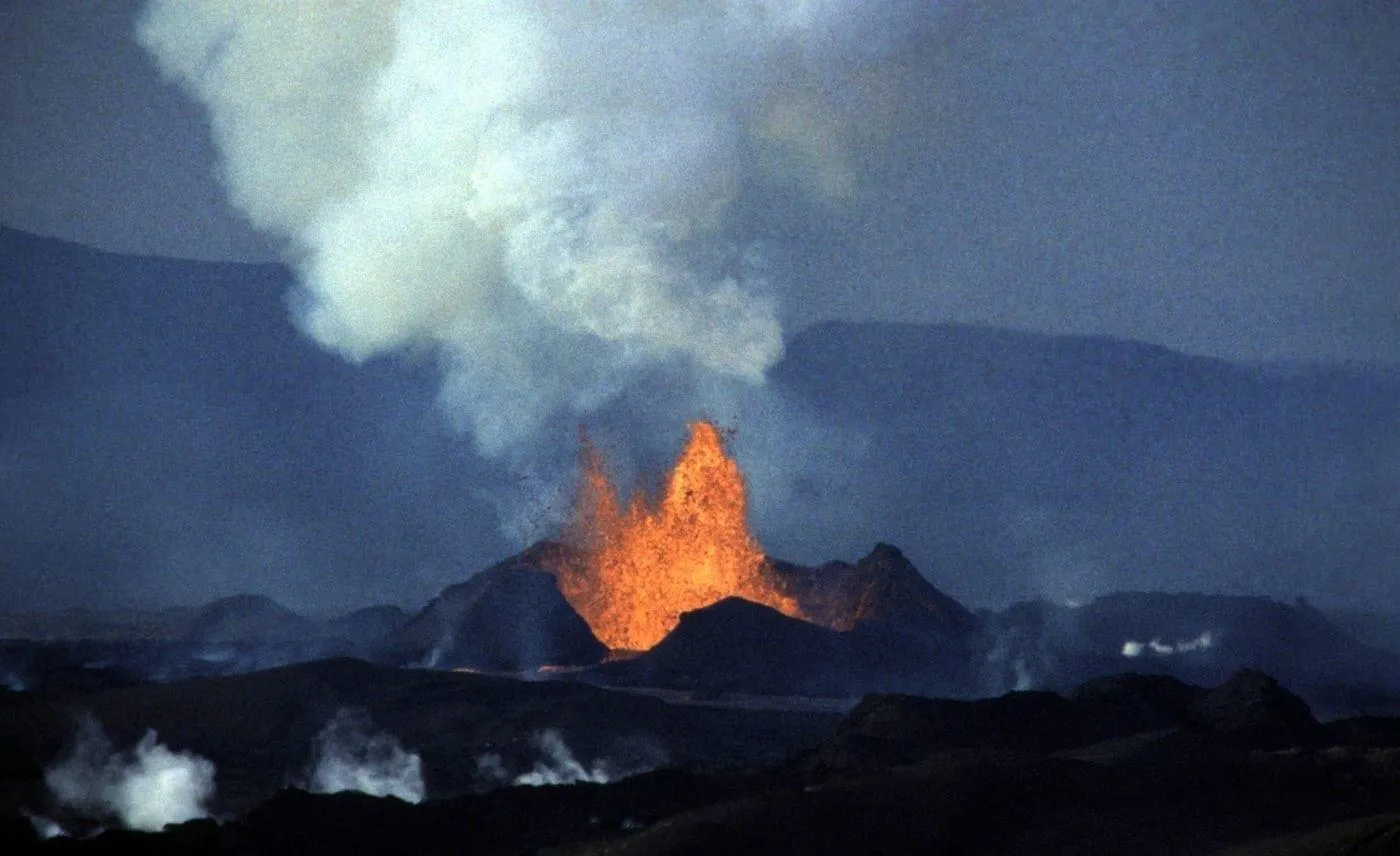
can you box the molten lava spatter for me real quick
[552,421,807,651]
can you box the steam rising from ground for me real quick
[44,715,216,832]
[511,730,611,786]
[26,813,66,840]
[477,729,665,788]
[135,2,927,458]
[306,708,425,803]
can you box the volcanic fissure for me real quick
[548,420,810,652]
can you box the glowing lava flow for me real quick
[551,421,806,651]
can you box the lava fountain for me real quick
[550,421,807,651]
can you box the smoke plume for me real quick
[1121,631,1215,659]
[511,729,612,786]
[134,2,933,460]
[306,708,426,803]
[44,715,216,832]
[25,813,66,840]
[477,729,664,788]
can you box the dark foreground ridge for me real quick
[5,661,1400,854]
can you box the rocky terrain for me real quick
[5,541,1399,714]
[2,544,1400,853]
[3,662,1400,854]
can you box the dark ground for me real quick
[3,658,1400,854]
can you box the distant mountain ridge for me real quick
[764,318,1400,610]
[2,225,1395,615]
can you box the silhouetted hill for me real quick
[0,225,508,615]
[597,598,857,696]
[767,319,1400,611]
[978,591,1400,714]
[771,543,979,637]
[325,605,410,641]
[386,542,605,670]
[180,596,315,645]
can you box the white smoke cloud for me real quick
[306,708,425,803]
[135,2,930,458]
[44,716,216,832]
[25,813,66,840]
[982,628,1039,694]
[1121,631,1214,658]
[1011,657,1033,691]
[476,729,664,788]
[1176,631,1214,653]
[512,729,612,786]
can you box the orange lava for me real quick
[551,421,807,651]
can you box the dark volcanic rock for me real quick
[232,789,428,855]
[33,769,755,856]
[439,568,605,671]
[597,593,975,698]
[0,657,841,820]
[600,598,856,696]
[325,605,409,642]
[802,691,1104,775]
[802,670,1335,778]
[15,662,1400,856]
[771,543,979,639]
[1068,673,1206,734]
[1325,716,1400,748]
[1188,669,1326,750]
[589,544,981,698]
[0,813,38,851]
[387,542,605,670]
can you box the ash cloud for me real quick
[44,715,216,832]
[305,708,425,804]
[134,2,928,459]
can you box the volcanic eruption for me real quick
[549,421,808,651]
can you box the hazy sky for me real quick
[3,0,1396,367]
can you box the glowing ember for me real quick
[551,421,806,651]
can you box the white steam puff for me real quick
[44,716,216,832]
[25,813,66,840]
[1121,631,1214,658]
[134,2,929,455]
[512,729,612,786]
[476,729,664,788]
[306,708,425,803]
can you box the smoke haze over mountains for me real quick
[130,1,1400,460]
[0,3,1397,614]
[1,227,1395,616]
